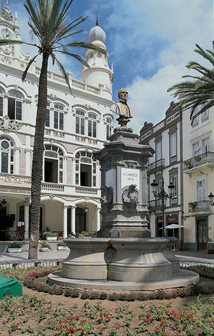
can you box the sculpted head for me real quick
[118,88,128,102]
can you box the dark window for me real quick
[8,97,22,120]
[45,109,50,127]
[0,96,3,116]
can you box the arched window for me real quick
[44,101,65,130]
[106,117,112,140]
[0,136,14,173]
[75,150,97,187]
[8,89,23,120]
[88,112,97,138]
[75,110,85,135]
[44,145,64,183]
[0,87,4,117]
[54,102,64,130]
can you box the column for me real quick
[24,201,30,240]
[96,206,101,231]
[63,205,68,238]
[71,205,76,234]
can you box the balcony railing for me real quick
[75,186,99,195]
[184,152,214,171]
[188,200,210,213]
[148,198,167,209]
[0,174,99,196]
[147,159,165,172]
[42,182,64,192]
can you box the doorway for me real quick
[45,159,58,183]
[196,218,208,251]
[75,207,86,233]
[0,206,6,240]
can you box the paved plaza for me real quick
[0,243,213,268]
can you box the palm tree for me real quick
[0,0,104,259]
[167,44,214,125]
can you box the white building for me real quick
[140,102,183,247]
[182,107,214,251]
[0,4,114,240]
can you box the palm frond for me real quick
[0,39,23,46]
[22,53,41,81]
[194,44,214,67]
[57,49,89,67]
[52,54,72,92]
[54,16,87,44]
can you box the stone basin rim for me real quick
[65,237,177,243]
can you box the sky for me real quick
[5,0,214,133]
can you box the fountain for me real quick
[49,89,199,291]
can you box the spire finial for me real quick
[96,12,99,26]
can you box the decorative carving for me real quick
[1,44,14,55]
[122,184,139,207]
[49,194,54,200]
[0,175,31,185]
[1,5,14,22]
[120,160,139,169]
[101,186,113,206]
[0,116,22,132]
[1,56,12,64]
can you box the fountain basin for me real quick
[62,238,109,280]
[49,237,199,291]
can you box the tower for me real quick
[0,2,21,57]
[82,18,113,99]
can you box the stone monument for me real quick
[49,89,199,291]
[95,89,154,238]
[110,88,133,132]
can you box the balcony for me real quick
[147,159,165,173]
[42,182,64,193]
[148,198,167,210]
[184,152,214,172]
[75,186,99,195]
[0,173,99,197]
[188,200,210,214]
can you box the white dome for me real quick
[89,24,106,44]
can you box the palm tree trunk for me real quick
[28,52,49,259]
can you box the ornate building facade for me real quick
[0,4,114,240]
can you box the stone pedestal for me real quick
[94,131,154,238]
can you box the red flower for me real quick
[172,310,177,318]
[58,320,68,325]
[188,315,193,321]
[66,327,77,333]
[146,314,151,322]
[97,317,104,323]
[178,312,183,320]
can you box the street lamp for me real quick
[150,177,175,237]
[0,198,7,209]
[208,192,214,206]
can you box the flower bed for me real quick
[0,266,214,335]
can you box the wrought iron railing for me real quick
[147,159,165,172]
[188,200,210,213]
[148,198,167,209]
[184,152,214,171]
